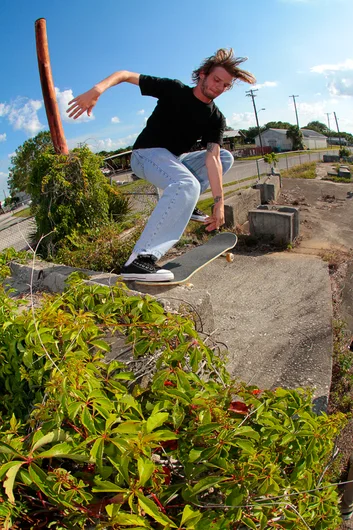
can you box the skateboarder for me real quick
[67,48,255,282]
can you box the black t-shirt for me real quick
[133,75,226,156]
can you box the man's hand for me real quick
[66,86,102,120]
[204,198,225,232]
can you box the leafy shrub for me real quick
[339,147,351,159]
[0,247,29,281]
[0,268,346,529]
[28,146,130,257]
[56,220,144,272]
[263,152,279,168]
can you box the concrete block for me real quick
[221,188,261,228]
[277,207,300,239]
[249,209,294,244]
[254,175,281,203]
[338,168,351,178]
[323,155,340,163]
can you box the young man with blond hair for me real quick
[67,49,255,282]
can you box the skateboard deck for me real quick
[135,232,237,286]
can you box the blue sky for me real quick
[1,0,353,200]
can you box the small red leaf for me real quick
[162,466,171,485]
[228,401,249,415]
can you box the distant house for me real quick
[301,129,328,149]
[222,130,245,151]
[254,128,327,151]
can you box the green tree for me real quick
[304,121,329,135]
[286,125,304,150]
[264,121,292,129]
[8,131,54,194]
[240,126,266,144]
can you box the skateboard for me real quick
[135,232,237,286]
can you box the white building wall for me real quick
[303,137,327,149]
[255,131,292,151]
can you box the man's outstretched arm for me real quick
[204,142,224,232]
[66,71,140,120]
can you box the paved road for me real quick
[0,217,36,252]
[223,149,339,184]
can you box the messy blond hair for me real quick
[192,48,256,87]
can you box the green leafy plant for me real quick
[0,265,346,529]
[339,147,351,159]
[28,146,130,257]
[263,152,279,169]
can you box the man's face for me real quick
[199,66,233,100]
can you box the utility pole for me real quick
[325,112,332,149]
[325,112,331,133]
[289,95,300,128]
[246,89,263,155]
[333,112,342,148]
[35,18,69,155]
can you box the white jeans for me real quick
[130,147,234,260]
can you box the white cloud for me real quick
[252,81,278,90]
[311,59,353,97]
[55,87,95,123]
[0,97,44,136]
[0,103,10,117]
[311,59,353,74]
[227,112,256,129]
[8,152,16,159]
[0,171,8,177]
[137,109,145,115]
[0,133,6,142]
[111,116,120,123]
[68,133,138,153]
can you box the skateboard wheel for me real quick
[185,282,194,288]
[226,253,234,263]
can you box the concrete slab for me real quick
[184,251,333,411]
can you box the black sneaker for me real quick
[190,207,208,222]
[121,255,174,282]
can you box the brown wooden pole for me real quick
[35,18,69,155]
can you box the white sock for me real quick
[125,252,138,266]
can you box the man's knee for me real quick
[179,176,201,200]
[220,149,234,174]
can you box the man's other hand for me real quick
[66,86,102,119]
[204,201,225,232]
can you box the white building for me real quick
[254,128,327,151]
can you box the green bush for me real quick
[28,147,130,257]
[56,220,143,272]
[339,147,351,159]
[0,266,346,529]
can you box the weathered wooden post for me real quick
[35,18,69,155]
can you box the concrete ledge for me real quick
[254,174,281,203]
[9,260,215,334]
[249,209,294,244]
[222,188,261,229]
